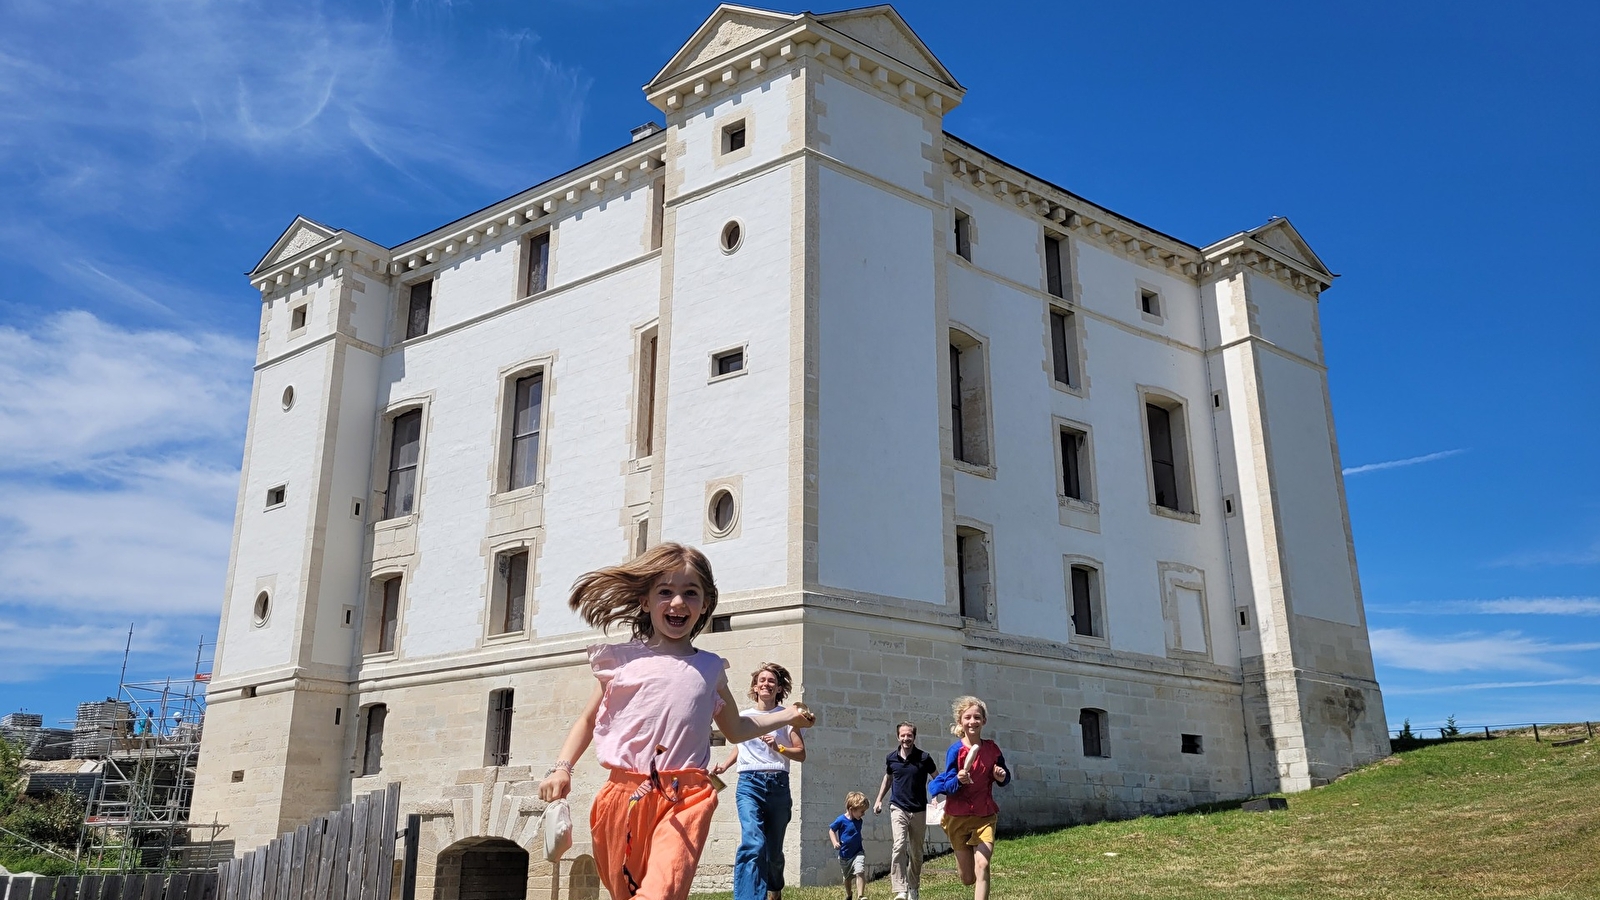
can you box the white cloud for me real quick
[0,312,246,681]
[1342,448,1466,476]
[1489,539,1600,568]
[1374,596,1600,616]
[1369,627,1600,674]
[1383,676,1600,696]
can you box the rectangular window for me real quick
[384,410,422,519]
[1182,733,1203,755]
[1059,427,1085,501]
[1070,565,1097,637]
[949,344,965,462]
[1050,309,1075,387]
[486,689,514,767]
[508,373,543,490]
[362,704,387,776]
[527,232,550,295]
[713,348,744,377]
[636,331,658,458]
[266,485,287,508]
[378,577,401,654]
[406,280,432,340]
[1080,708,1107,758]
[1147,404,1179,509]
[1140,288,1161,318]
[949,335,990,467]
[956,527,990,623]
[649,177,665,251]
[1044,235,1065,298]
[954,211,972,261]
[722,121,747,154]
[290,305,308,331]
[494,550,529,635]
[634,518,650,557]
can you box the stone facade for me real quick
[192,4,1389,895]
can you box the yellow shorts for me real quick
[941,813,997,847]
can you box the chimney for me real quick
[631,122,664,142]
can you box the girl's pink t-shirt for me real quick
[589,641,726,773]
[945,739,1005,817]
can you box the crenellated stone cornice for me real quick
[251,134,667,301]
[943,138,1206,278]
[645,13,964,118]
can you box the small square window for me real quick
[711,615,732,633]
[231,770,245,783]
[352,497,364,519]
[266,485,287,508]
[722,121,747,154]
[1182,733,1203,754]
[711,348,745,379]
[1236,607,1251,630]
[290,305,307,331]
[1140,289,1162,318]
[241,686,257,699]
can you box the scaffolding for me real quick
[75,633,226,872]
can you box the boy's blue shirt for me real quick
[829,813,864,858]
[928,740,1012,798]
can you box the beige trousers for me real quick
[888,804,928,895]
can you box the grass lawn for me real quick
[695,727,1600,900]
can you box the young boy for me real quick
[828,791,869,900]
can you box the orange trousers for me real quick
[591,768,718,900]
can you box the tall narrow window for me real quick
[1146,403,1184,512]
[1059,427,1085,501]
[636,332,658,458]
[384,410,422,519]
[1079,708,1107,758]
[634,518,650,557]
[378,576,401,653]
[527,233,550,295]
[362,704,387,775]
[955,527,990,623]
[486,689,514,767]
[1050,309,1076,387]
[508,373,543,490]
[405,281,432,340]
[1044,235,1065,298]
[1070,565,1099,638]
[949,333,990,467]
[649,178,665,251]
[493,550,529,635]
[954,211,972,261]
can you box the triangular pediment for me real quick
[1246,217,1330,276]
[252,216,338,275]
[649,5,799,87]
[815,6,957,86]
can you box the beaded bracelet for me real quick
[545,759,575,777]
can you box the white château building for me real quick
[193,4,1390,895]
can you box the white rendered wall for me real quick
[814,73,934,199]
[309,346,381,666]
[675,70,799,197]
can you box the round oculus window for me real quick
[720,220,743,254]
[253,592,271,627]
[281,386,295,410]
[709,489,737,535]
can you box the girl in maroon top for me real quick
[939,696,1009,900]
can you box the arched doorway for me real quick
[434,837,528,900]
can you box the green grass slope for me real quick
[696,731,1599,900]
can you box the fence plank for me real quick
[29,878,57,900]
[0,876,11,900]
[102,875,125,900]
[56,876,78,900]
[286,824,310,900]
[168,873,189,900]
[274,831,295,900]
[261,841,281,900]
[326,804,354,900]
[250,847,268,900]
[141,874,164,900]
[374,784,400,900]
[344,794,370,900]
[198,873,217,900]
[240,853,258,900]
[122,878,144,900]
[226,859,241,900]
[313,807,347,900]
[358,789,385,900]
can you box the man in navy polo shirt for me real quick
[871,722,939,900]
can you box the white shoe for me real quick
[895,894,907,900]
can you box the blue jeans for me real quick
[734,770,792,900]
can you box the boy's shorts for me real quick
[941,813,997,847]
[839,853,866,878]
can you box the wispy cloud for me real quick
[1489,539,1600,569]
[1369,627,1600,674]
[1343,448,1466,476]
[1374,596,1600,617]
[1383,676,1600,696]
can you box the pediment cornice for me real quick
[250,134,667,300]
[1200,233,1334,299]
[645,12,963,117]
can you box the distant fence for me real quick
[1390,720,1595,746]
[0,873,216,900]
[216,784,400,900]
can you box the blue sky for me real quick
[1,1,1594,737]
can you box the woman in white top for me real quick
[713,662,807,900]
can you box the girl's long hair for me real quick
[949,695,988,737]
[567,542,719,641]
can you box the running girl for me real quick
[538,543,815,900]
[935,696,1009,900]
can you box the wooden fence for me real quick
[0,874,216,900]
[217,784,401,900]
